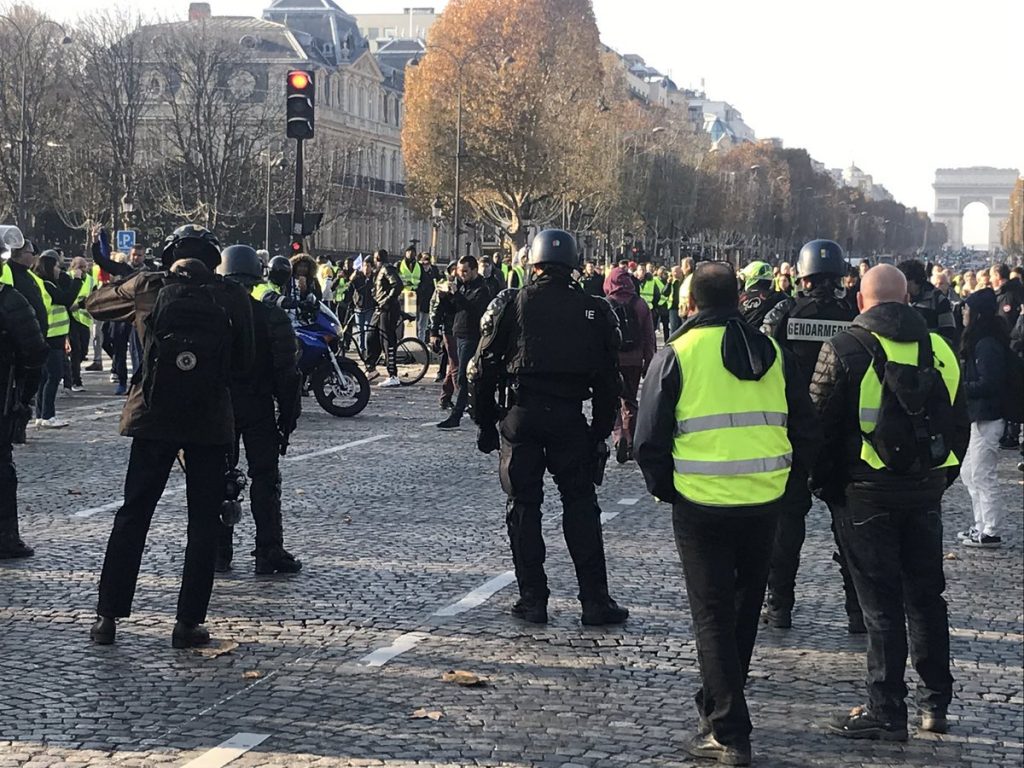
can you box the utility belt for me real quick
[508,380,585,410]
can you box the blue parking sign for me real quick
[116,230,136,253]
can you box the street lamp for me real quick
[411,45,513,260]
[429,196,443,256]
[0,13,71,234]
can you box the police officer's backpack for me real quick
[611,296,641,352]
[850,328,956,474]
[139,274,231,410]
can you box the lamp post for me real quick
[263,150,284,250]
[429,196,443,257]
[0,14,71,234]
[411,45,513,260]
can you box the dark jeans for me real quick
[64,320,90,388]
[111,321,131,386]
[451,335,478,419]
[97,437,229,625]
[219,395,285,556]
[657,307,670,343]
[673,505,778,748]
[499,399,610,603]
[833,497,953,721]
[35,346,65,421]
[669,308,682,334]
[0,427,17,532]
[367,307,398,377]
[613,365,642,448]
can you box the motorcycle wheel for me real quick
[311,357,370,417]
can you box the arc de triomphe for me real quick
[933,167,1019,249]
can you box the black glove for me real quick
[476,423,500,454]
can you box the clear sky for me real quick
[33,0,1024,244]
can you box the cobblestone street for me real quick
[1,371,1021,768]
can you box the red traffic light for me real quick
[288,71,310,90]
[290,240,302,252]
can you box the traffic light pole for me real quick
[292,137,304,251]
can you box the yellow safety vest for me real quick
[399,260,421,292]
[509,265,525,289]
[500,263,510,281]
[671,325,792,506]
[250,282,271,300]
[639,277,658,309]
[72,273,96,327]
[34,275,67,338]
[653,277,669,308]
[856,332,960,470]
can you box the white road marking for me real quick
[180,732,270,768]
[73,481,186,518]
[433,571,517,617]
[616,498,639,505]
[358,631,429,667]
[601,509,622,524]
[418,421,437,427]
[284,433,390,462]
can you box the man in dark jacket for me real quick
[991,263,1023,448]
[811,265,969,741]
[739,260,787,329]
[415,252,439,342]
[85,225,255,649]
[367,249,403,387]
[437,256,491,429]
[0,277,49,558]
[3,239,47,443]
[429,262,459,408]
[635,261,822,766]
[215,245,302,576]
[898,259,957,344]
[479,255,503,300]
[580,261,605,297]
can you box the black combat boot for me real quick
[685,732,752,766]
[171,621,211,649]
[215,532,233,573]
[511,594,548,624]
[90,616,116,645]
[254,545,302,575]
[0,515,33,560]
[581,597,629,626]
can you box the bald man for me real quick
[809,264,969,741]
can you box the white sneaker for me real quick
[109,374,118,383]
[39,417,69,429]
[31,418,43,427]
[377,376,401,388]
[956,527,977,541]
[71,385,85,393]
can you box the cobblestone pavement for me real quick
[1,368,1022,768]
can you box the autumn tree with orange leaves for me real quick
[403,0,616,246]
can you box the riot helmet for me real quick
[216,244,263,286]
[267,255,292,288]
[162,224,220,270]
[796,239,845,280]
[528,229,578,269]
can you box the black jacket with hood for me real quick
[809,302,970,509]
[634,308,822,516]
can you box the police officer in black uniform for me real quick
[469,229,628,626]
[215,245,302,575]
[760,239,863,632]
[0,262,48,558]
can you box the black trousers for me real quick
[367,307,398,377]
[0,422,17,533]
[451,335,478,418]
[64,320,90,388]
[499,399,609,603]
[97,437,229,625]
[674,505,778,748]
[218,395,284,554]
[834,497,953,721]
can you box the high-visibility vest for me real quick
[509,265,525,289]
[250,282,271,300]
[72,273,96,327]
[500,263,510,281]
[34,275,68,339]
[399,260,421,292]
[334,276,348,299]
[653,277,669,308]
[638,277,658,309]
[856,332,960,471]
[671,325,792,506]
[1,264,52,331]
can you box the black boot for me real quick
[615,437,629,464]
[90,616,116,645]
[215,524,233,573]
[581,597,629,626]
[847,612,867,635]
[254,545,302,575]
[0,531,33,559]
[437,413,461,429]
[511,595,548,624]
[171,621,211,649]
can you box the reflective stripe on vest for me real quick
[671,325,792,507]
[250,282,270,300]
[856,332,960,470]
[399,261,421,292]
[73,273,95,327]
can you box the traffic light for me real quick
[286,70,315,139]
[290,239,303,254]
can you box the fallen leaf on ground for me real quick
[944,552,957,561]
[410,708,443,720]
[442,670,488,687]
[193,640,239,658]
[242,670,262,679]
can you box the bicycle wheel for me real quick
[395,336,430,385]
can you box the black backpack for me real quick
[849,328,956,474]
[611,296,641,352]
[139,274,231,411]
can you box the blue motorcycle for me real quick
[295,301,370,417]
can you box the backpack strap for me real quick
[917,331,934,370]
[845,326,887,382]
